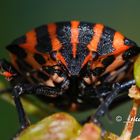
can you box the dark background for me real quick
[0,0,140,139]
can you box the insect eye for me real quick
[50,51,57,60]
[124,38,137,47]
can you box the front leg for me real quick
[11,77,70,132]
[12,85,30,131]
[79,79,135,127]
[0,59,70,132]
[90,79,135,123]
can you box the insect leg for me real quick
[1,83,70,132]
[31,77,70,97]
[11,80,70,134]
[0,59,19,82]
[0,59,17,73]
[12,85,30,131]
[90,79,135,123]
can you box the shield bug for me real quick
[0,21,139,134]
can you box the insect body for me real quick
[0,21,139,134]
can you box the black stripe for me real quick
[78,22,94,46]
[97,26,115,55]
[77,22,94,64]
[12,35,26,44]
[56,22,72,64]
[35,25,52,53]
[7,44,27,58]
[92,67,105,76]
[34,53,46,65]
[16,59,33,72]
[122,47,140,60]
[37,71,49,80]
[56,22,71,46]
[102,55,115,67]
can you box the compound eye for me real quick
[50,51,57,60]
[124,38,137,47]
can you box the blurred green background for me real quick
[0,0,140,139]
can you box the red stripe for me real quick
[71,21,80,58]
